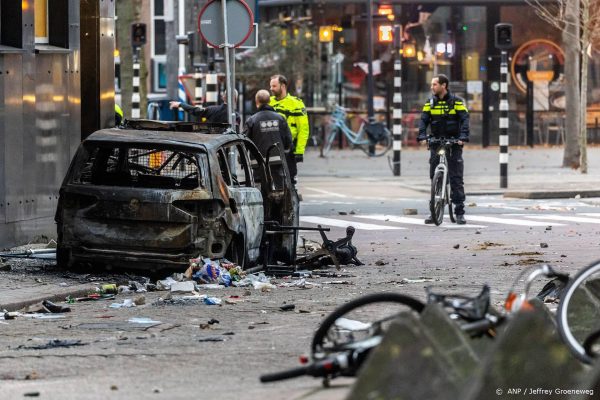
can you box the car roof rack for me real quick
[122,119,232,135]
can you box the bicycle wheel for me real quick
[371,127,392,157]
[557,259,600,364]
[430,171,445,226]
[311,292,424,357]
[447,184,456,223]
[323,128,338,156]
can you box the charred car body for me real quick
[55,121,299,271]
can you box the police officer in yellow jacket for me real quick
[269,74,309,182]
[418,74,469,225]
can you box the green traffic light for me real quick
[462,25,468,31]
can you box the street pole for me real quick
[132,47,141,118]
[221,0,234,128]
[499,50,509,188]
[366,0,375,156]
[392,25,402,176]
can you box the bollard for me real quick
[131,52,140,119]
[499,50,509,188]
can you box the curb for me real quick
[503,190,600,199]
[0,284,97,312]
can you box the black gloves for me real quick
[295,154,304,163]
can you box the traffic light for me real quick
[494,23,513,50]
[131,23,147,48]
[378,25,393,43]
[319,26,333,42]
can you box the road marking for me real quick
[303,187,348,198]
[465,215,564,226]
[525,215,600,224]
[300,216,405,230]
[577,213,600,217]
[354,214,487,229]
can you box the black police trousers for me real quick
[429,145,466,215]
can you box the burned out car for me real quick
[55,121,298,271]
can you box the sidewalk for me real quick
[300,146,600,198]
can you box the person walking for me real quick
[169,90,239,128]
[269,75,309,182]
[417,74,469,225]
[243,89,293,187]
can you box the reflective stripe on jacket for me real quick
[270,94,309,155]
[417,93,470,142]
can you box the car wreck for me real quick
[55,120,299,272]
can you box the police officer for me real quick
[169,90,240,128]
[244,90,293,187]
[269,75,309,182]
[417,74,469,225]
[115,104,124,126]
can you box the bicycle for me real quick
[260,264,570,386]
[322,105,392,157]
[428,137,462,225]
[556,259,600,364]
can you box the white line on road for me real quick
[465,215,564,227]
[300,216,405,230]
[354,214,487,229]
[303,187,348,198]
[577,213,600,217]
[524,215,600,224]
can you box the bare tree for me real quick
[526,0,600,172]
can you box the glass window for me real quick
[0,0,23,48]
[154,0,164,16]
[35,0,48,44]
[154,19,166,55]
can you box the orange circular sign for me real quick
[511,39,564,93]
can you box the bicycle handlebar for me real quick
[427,137,463,144]
[260,365,312,383]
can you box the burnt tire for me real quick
[227,235,248,269]
[56,247,73,269]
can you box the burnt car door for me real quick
[216,143,264,264]
[243,140,299,264]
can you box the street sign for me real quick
[197,0,254,48]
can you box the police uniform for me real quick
[417,92,470,215]
[269,94,309,160]
[244,104,294,186]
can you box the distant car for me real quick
[55,120,298,272]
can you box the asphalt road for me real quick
[2,176,600,399]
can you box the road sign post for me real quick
[198,0,254,129]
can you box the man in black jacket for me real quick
[169,90,239,128]
[417,74,469,225]
[244,89,295,186]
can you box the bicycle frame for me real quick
[432,147,450,204]
[329,109,368,146]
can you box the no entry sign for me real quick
[198,0,254,48]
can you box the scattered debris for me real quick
[170,281,196,293]
[546,226,552,231]
[204,297,222,305]
[540,242,549,248]
[109,299,136,308]
[128,317,161,324]
[17,339,86,350]
[338,211,348,215]
[280,304,296,311]
[453,244,460,249]
[374,259,388,266]
[475,241,504,250]
[507,252,543,256]
[399,277,434,284]
[403,208,417,215]
[198,336,226,342]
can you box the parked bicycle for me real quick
[428,137,462,225]
[322,105,392,157]
[260,263,574,386]
[557,259,600,364]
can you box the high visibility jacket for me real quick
[270,94,309,155]
[417,92,470,142]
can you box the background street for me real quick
[2,146,600,399]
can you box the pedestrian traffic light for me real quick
[494,23,513,50]
[378,25,393,43]
[319,26,333,42]
[131,23,147,48]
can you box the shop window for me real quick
[0,0,23,48]
[152,57,167,92]
[35,0,68,48]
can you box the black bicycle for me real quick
[260,264,574,386]
[428,137,462,225]
[556,259,600,364]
